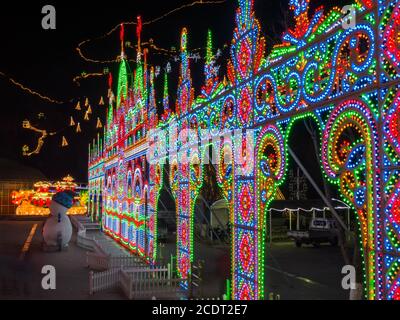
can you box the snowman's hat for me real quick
[52,190,76,209]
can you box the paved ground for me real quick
[0,220,124,300]
[161,240,348,300]
[0,220,349,300]
[264,242,348,300]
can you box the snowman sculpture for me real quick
[42,190,74,251]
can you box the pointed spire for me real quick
[76,122,81,133]
[149,67,156,109]
[202,29,220,99]
[107,104,113,127]
[206,29,213,65]
[97,133,100,157]
[133,17,145,108]
[180,28,189,74]
[87,105,92,114]
[75,101,81,111]
[120,23,125,57]
[107,74,114,125]
[143,48,148,101]
[107,73,113,99]
[116,59,128,108]
[103,131,107,152]
[85,98,89,107]
[237,0,254,31]
[70,116,76,127]
[137,16,142,54]
[204,29,216,84]
[176,27,193,116]
[99,96,104,106]
[147,67,158,128]
[162,72,170,119]
[84,112,90,121]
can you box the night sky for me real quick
[0,0,348,184]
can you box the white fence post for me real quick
[89,271,94,295]
[129,274,133,300]
[88,252,186,299]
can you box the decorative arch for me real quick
[87,0,400,300]
[253,124,286,300]
[147,161,165,263]
[321,99,379,299]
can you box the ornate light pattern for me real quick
[88,0,400,300]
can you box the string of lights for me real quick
[0,71,65,105]
[14,1,229,158]
[22,120,57,156]
[73,72,107,86]
[1,67,107,155]
[87,0,400,301]
[76,0,227,64]
[3,1,229,108]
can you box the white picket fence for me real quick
[122,267,172,300]
[126,276,184,299]
[89,269,120,294]
[86,251,145,271]
[89,266,185,299]
[73,216,181,299]
[109,255,144,269]
[87,251,110,271]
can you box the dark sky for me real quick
[0,0,348,183]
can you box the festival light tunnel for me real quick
[88,0,400,300]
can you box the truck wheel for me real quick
[295,241,302,248]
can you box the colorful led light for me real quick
[88,0,400,300]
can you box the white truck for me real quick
[287,218,339,248]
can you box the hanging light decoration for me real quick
[70,116,76,127]
[96,117,103,129]
[75,101,81,111]
[61,136,69,147]
[85,0,400,301]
